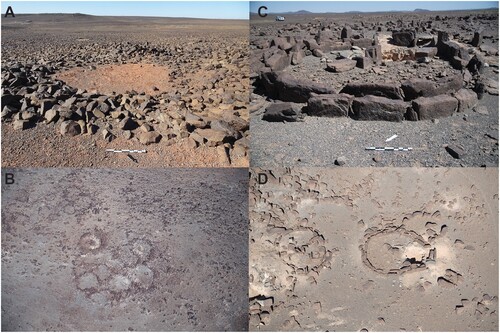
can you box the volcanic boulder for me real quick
[307,93,353,117]
[392,30,416,47]
[351,96,408,122]
[262,102,301,122]
[412,95,459,120]
[340,82,404,100]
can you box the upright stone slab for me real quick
[351,95,408,122]
[412,95,458,120]
[307,93,353,117]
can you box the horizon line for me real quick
[8,12,249,20]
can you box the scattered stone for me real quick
[122,130,133,140]
[473,105,489,115]
[118,117,138,130]
[78,273,99,290]
[140,123,153,132]
[13,119,31,131]
[445,145,466,159]
[60,120,81,136]
[195,128,228,146]
[335,156,346,166]
[479,44,498,56]
[102,128,115,142]
[437,276,456,288]
[313,48,325,58]
[454,89,478,113]
[137,131,161,145]
[44,109,59,123]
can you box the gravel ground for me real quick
[2,168,248,331]
[250,93,498,167]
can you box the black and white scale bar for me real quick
[365,147,413,151]
[106,149,147,153]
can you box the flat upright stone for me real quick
[341,26,352,39]
[340,82,403,100]
[326,59,357,73]
[415,47,438,58]
[274,72,336,103]
[355,57,373,69]
[401,79,437,100]
[365,45,383,64]
[471,30,483,47]
[316,29,335,44]
[307,93,353,117]
[262,102,301,122]
[392,30,416,47]
[291,50,305,65]
[401,75,463,101]
[352,95,408,122]
[351,38,373,48]
[412,95,458,120]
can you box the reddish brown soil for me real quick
[54,63,172,95]
[1,123,247,168]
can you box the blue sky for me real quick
[250,1,498,13]
[1,1,249,19]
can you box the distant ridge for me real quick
[279,10,312,15]
[251,7,498,14]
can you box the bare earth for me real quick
[55,64,173,96]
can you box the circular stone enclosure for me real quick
[361,226,432,275]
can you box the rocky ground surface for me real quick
[249,167,498,331]
[1,168,248,331]
[1,14,249,167]
[250,9,499,167]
